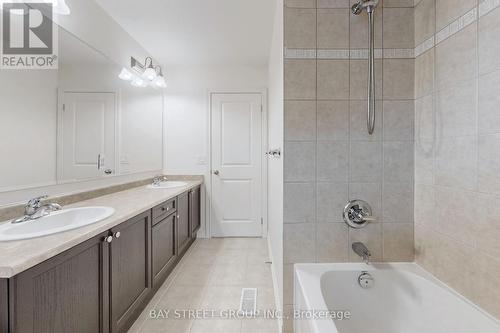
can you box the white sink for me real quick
[148,181,188,189]
[0,206,115,241]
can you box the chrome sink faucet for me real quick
[352,242,372,264]
[11,195,62,224]
[152,175,167,186]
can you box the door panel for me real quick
[189,187,201,237]
[10,232,110,333]
[211,93,263,237]
[152,214,176,288]
[60,92,115,181]
[110,212,151,333]
[177,192,190,254]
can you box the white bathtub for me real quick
[294,263,500,333]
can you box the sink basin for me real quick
[0,206,115,241]
[148,181,188,189]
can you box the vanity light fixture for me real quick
[43,0,71,15]
[119,56,166,89]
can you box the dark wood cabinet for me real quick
[177,191,190,255]
[189,186,201,238]
[0,186,200,333]
[7,231,110,333]
[152,213,177,288]
[109,211,151,333]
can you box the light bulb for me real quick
[153,75,167,88]
[131,77,147,87]
[118,68,133,81]
[143,66,157,81]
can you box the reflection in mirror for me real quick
[0,26,163,191]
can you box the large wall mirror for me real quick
[0,25,164,191]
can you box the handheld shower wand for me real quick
[351,0,379,135]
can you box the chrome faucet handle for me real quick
[25,195,48,216]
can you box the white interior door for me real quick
[59,92,116,181]
[211,93,263,237]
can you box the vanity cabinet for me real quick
[0,185,200,333]
[6,231,111,333]
[109,211,152,333]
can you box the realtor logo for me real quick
[1,2,58,69]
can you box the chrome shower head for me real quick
[351,0,379,15]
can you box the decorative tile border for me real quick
[415,36,434,57]
[479,0,500,16]
[285,48,412,59]
[284,48,316,59]
[435,7,477,44]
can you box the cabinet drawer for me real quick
[152,198,176,225]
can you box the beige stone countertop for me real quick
[0,180,203,278]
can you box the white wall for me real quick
[266,0,284,323]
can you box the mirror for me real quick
[0,26,163,191]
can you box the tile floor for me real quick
[128,238,279,333]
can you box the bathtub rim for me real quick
[293,262,500,333]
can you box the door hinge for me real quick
[261,217,263,225]
[260,105,263,113]
[62,104,65,111]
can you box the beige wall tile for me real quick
[436,80,477,138]
[415,49,435,99]
[383,7,415,49]
[383,223,415,261]
[383,59,415,100]
[435,24,477,91]
[349,100,383,141]
[318,0,349,8]
[383,0,414,7]
[317,9,350,49]
[478,134,500,195]
[316,182,348,222]
[317,141,349,181]
[285,101,317,141]
[383,182,414,223]
[284,223,316,263]
[467,253,500,319]
[350,60,383,100]
[284,141,317,181]
[479,7,500,75]
[474,192,500,258]
[414,184,436,226]
[414,140,435,185]
[478,69,500,135]
[316,223,349,262]
[435,136,477,191]
[349,182,382,219]
[383,100,414,141]
[317,60,350,99]
[317,101,349,140]
[415,94,435,142]
[285,60,317,100]
[350,141,382,182]
[286,0,317,8]
[383,141,414,182]
[284,182,316,223]
[436,0,476,31]
[349,222,383,261]
[350,6,382,49]
[415,0,435,46]
[285,8,317,48]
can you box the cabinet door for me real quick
[189,186,201,237]
[110,211,152,333]
[177,191,190,254]
[152,213,177,288]
[9,232,110,333]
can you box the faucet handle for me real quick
[25,195,48,215]
[27,195,48,206]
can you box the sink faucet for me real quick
[11,195,62,224]
[152,175,167,186]
[352,242,372,264]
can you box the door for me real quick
[109,212,151,333]
[189,186,201,237]
[177,192,190,254]
[9,231,110,333]
[59,92,116,181]
[211,93,263,237]
[152,213,177,288]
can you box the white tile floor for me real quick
[128,238,280,333]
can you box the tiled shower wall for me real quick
[414,0,500,319]
[282,0,415,328]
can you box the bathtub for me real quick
[294,263,500,333]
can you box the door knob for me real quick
[213,170,220,176]
[104,169,113,175]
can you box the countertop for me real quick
[0,180,203,278]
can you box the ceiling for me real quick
[95,0,277,67]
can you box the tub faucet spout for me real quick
[352,242,371,264]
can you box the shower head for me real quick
[351,0,379,15]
